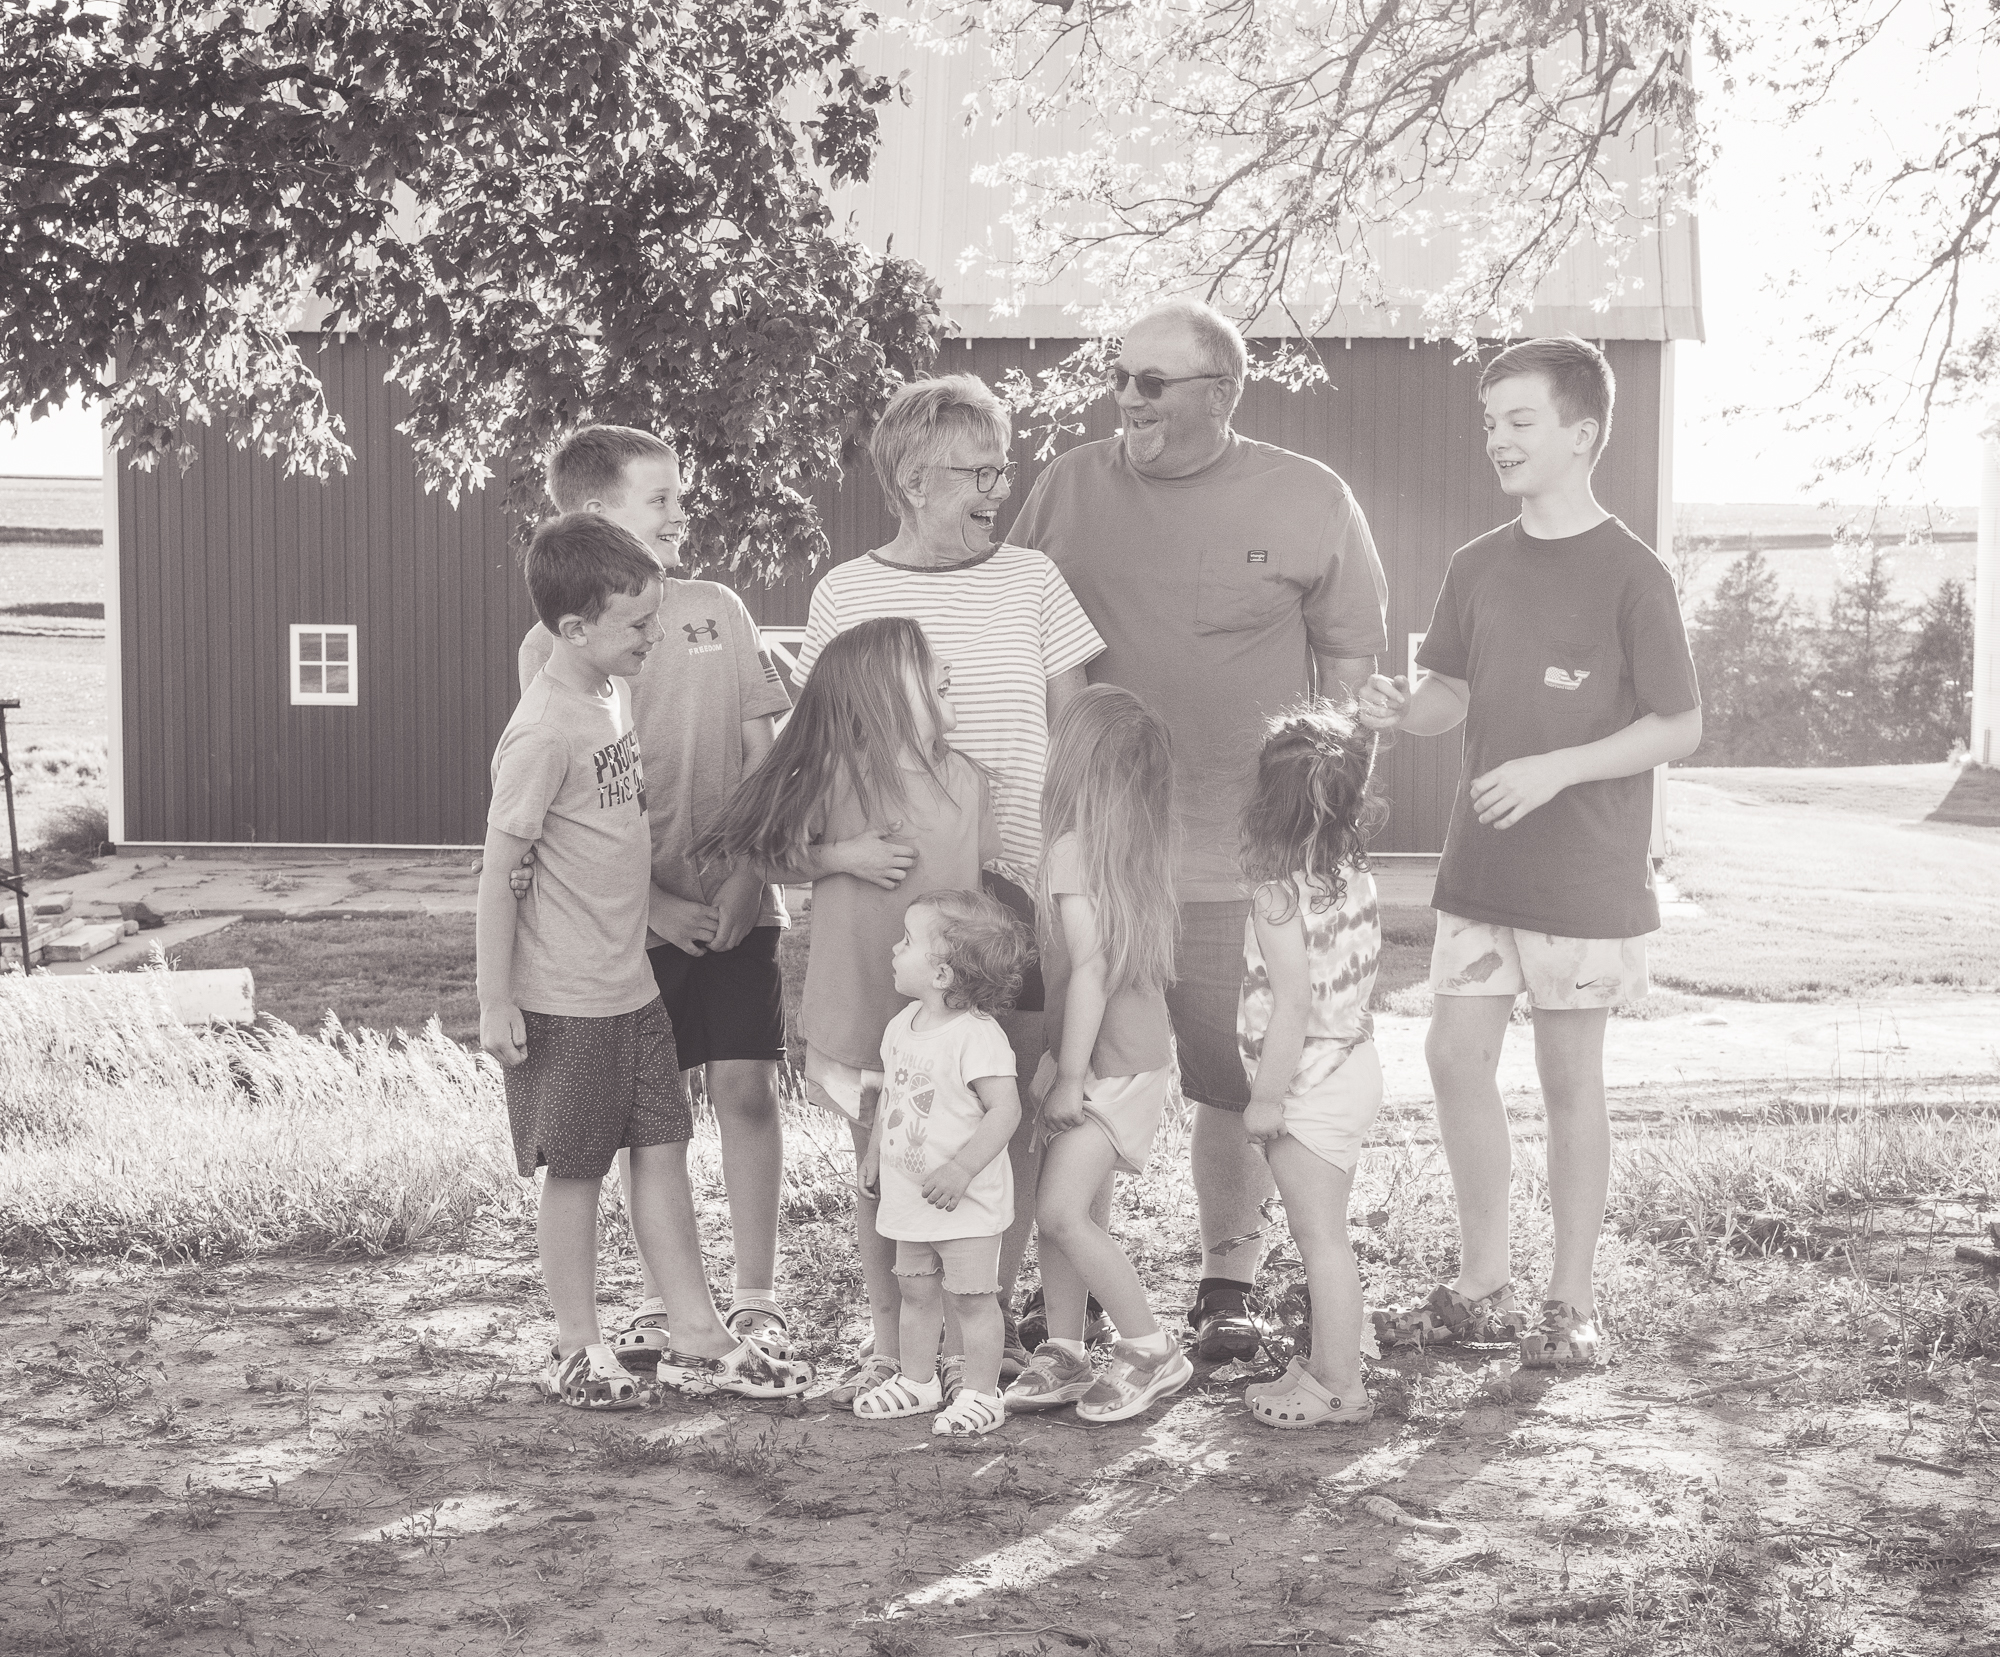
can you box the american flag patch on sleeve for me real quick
[759,651,782,685]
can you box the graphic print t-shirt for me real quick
[1417,516,1701,939]
[520,579,793,936]
[874,1004,1018,1242]
[488,672,658,1017]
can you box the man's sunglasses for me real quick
[1108,367,1225,399]
[942,461,1019,494]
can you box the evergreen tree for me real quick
[1689,549,1811,764]
[1892,578,1976,757]
[1812,538,1909,764]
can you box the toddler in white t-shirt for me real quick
[857,889,1028,1436]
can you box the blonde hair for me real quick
[913,889,1030,1014]
[1039,685,1180,994]
[699,617,958,869]
[869,375,1012,522]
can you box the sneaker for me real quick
[1075,1340,1194,1424]
[1372,1282,1527,1350]
[1187,1285,1260,1362]
[1017,1287,1116,1350]
[1520,1300,1604,1369]
[999,1311,1033,1381]
[1001,1345,1095,1412]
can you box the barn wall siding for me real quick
[121,336,1662,853]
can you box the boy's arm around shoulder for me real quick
[476,824,534,1067]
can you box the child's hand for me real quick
[1470,752,1573,829]
[652,892,720,954]
[921,1158,973,1210]
[1357,673,1410,731]
[857,1146,881,1202]
[480,1002,527,1068]
[709,867,763,954]
[506,845,537,899]
[1242,1099,1288,1149]
[830,825,916,891]
[1042,1075,1088,1134]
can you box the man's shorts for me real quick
[1030,1052,1173,1175]
[1430,911,1649,1010]
[1165,899,1253,1111]
[892,1234,1003,1296]
[1279,1041,1384,1174]
[504,998,691,1179]
[801,1046,883,1127]
[647,925,786,1069]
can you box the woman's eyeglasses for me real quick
[1108,367,1224,399]
[942,461,1019,494]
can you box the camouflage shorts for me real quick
[1428,912,1647,1010]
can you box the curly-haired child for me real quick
[1237,705,1385,1429]
[856,889,1028,1436]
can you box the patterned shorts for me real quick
[504,998,691,1179]
[1429,912,1649,1010]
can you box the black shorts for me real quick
[504,999,690,1179]
[1164,899,1253,1111]
[648,925,787,1069]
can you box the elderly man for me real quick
[1008,299,1389,1360]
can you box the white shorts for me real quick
[803,1044,883,1126]
[1429,912,1648,1010]
[1030,1051,1173,1176]
[1279,1041,1383,1174]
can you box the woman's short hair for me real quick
[869,376,1013,523]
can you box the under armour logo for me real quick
[683,619,720,643]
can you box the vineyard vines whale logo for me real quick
[1543,666,1592,690]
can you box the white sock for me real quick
[1047,1337,1087,1360]
[732,1288,780,1314]
[1127,1330,1174,1359]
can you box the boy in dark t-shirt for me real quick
[1359,337,1702,1369]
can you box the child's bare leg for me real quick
[707,1059,784,1301]
[1531,1007,1611,1314]
[897,1270,945,1384]
[1037,1128,1159,1341]
[994,1007,1045,1304]
[624,1142,734,1358]
[1265,1140,1363,1399]
[538,1176,606,1357]
[950,1287,1005,1396]
[1426,994,1517,1297]
[848,1116,901,1361]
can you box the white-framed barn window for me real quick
[290,624,358,706]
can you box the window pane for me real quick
[325,665,350,695]
[325,633,349,663]
[299,633,323,663]
[300,665,322,695]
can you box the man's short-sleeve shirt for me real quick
[1417,516,1701,939]
[794,544,1103,884]
[519,579,793,935]
[488,673,658,1016]
[1008,434,1389,901]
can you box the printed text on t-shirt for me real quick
[594,731,642,809]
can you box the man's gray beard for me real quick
[1122,423,1167,465]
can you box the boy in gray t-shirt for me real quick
[478,512,809,1410]
[1360,338,1702,1373]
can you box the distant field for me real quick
[1673,501,1976,616]
[0,634,106,748]
[0,544,103,610]
[0,475,101,531]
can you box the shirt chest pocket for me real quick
[1533,641,1621,746]
[1194,548,1296,636]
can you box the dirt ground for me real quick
[4,1197,1997,1657]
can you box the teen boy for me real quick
[1359,337,1702,1367]
[518,426,910,1361]
[480,512,807,1406]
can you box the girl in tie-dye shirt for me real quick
[1235,705,1385,1431]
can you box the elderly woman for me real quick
[794,373,1105,1393]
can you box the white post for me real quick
[1976,404,2000,768]
[102,425,124,847]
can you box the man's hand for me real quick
[827,824,916,890]
[922,1158,974,1210]
[506,845,536,899]
[652,892,720,954]
[1242,1098,1288,1149]
[1470,751,1574,829]
[1041,1075,1088,1134]
[481,1002,527,1068]
[1357,673,1410,731]
[709,867,763,955]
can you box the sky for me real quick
[2,5,1988,506]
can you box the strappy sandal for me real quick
[540,1343,649,1411]
[823,1352,899,1407]
[611,1297,672,1373]
[1247,1358,1373,1430]
[657,1339,812,1399]
[853,1371,943,1419]
[933,1389,1006,1437]
[939,1354,965,1403]
[726,1304,792,1358]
